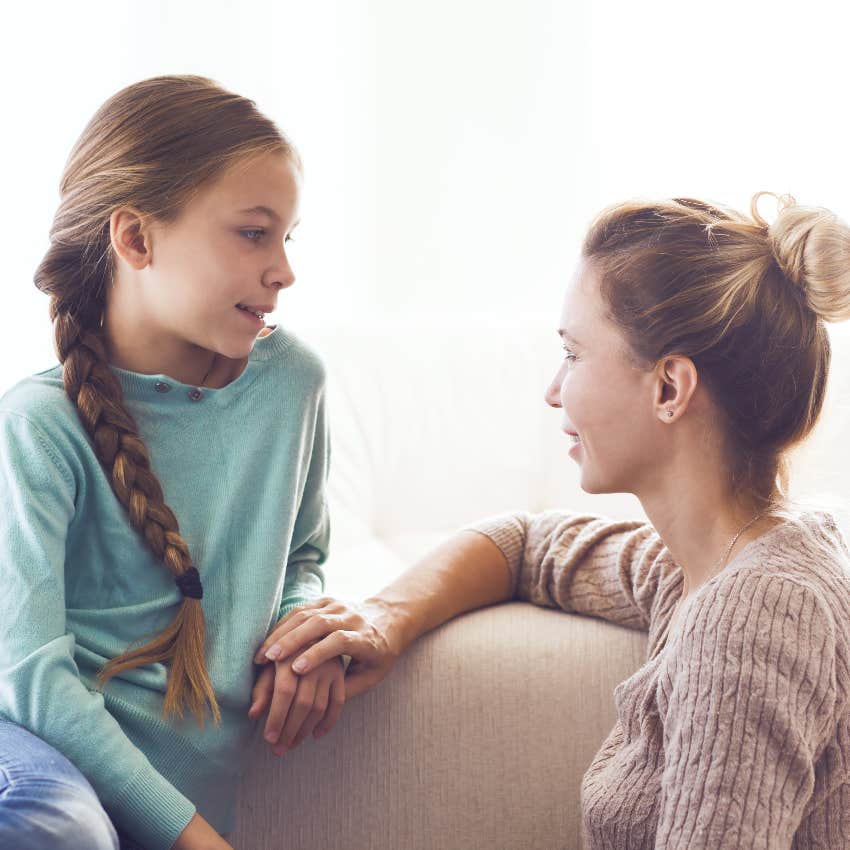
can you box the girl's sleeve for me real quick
[277,385,330,620]
[655,571,839,848]
[0,410,196,850]
[461,509,680,631]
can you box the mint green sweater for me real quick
[0,325,329,850]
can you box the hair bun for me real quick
[752,191,850,323]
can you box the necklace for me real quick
[199,354,216,388]
[711,509,770,575]
[655,506,773,658]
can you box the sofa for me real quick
[229,314,850,850]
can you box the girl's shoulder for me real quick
[0,364,84,479]
[254,324,328,387]
[0,363,76,431]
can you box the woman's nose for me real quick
[544,372,563,408]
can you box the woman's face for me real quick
[139,149,301,360]
[544,258,667,495]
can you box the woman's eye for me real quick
[561,346,577,364]
[242,228,265,241]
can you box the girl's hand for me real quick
[170,811,234,849]
[248,651,346,752]
[252,597,402,699]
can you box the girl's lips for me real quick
[236,305,265,328]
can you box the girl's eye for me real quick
[242,229,295,246]
[561,346,577,364]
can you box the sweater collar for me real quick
[107,324,291,407]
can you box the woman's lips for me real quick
[564,429,582,457]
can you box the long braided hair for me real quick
[33,75,300,727]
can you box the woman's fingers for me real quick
[255,616,336,664]
[254,601,356,663]
[289,630,365,674]
[252,609,319,662]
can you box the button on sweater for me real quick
[465,508,850,849]
[0,325,330,850]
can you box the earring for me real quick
[667,409,674,418]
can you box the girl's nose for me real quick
[270,250,296,289]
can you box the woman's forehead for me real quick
[559,263,602,339]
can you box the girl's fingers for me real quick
[263,661,301,748]
[275,675,321,753]
[247,663,276,719]
[312,671,346,739]
[288,676,333,748]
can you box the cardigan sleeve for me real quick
[0,410,196,850]
[655,571,838,849]
[461,509,680,631]
[277,383,330,621]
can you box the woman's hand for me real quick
[252,597,403,699]
[248,650,346,751]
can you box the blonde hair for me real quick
[581,191,850,534]
[33,75,300,727]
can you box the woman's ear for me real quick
[654,354,698,423]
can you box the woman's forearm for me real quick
[364,530,513,655]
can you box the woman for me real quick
[253,192,850,847]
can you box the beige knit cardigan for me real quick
[465,507,850,849]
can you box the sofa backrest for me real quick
[297,314,850,549]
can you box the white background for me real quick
[2,0,848,388]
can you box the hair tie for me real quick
[175,565,203,600]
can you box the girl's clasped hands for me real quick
[248,597,400,754]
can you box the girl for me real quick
[0,75,346,850]
[255,193,850,848]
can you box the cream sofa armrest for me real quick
[232,602,648,850]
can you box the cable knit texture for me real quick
[464,508,850,849]
[0,325,329,850]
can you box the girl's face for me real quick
[137,150,301,361]
[544,259,668,496]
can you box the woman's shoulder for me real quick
[680,507,850,649]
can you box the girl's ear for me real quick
[109,207,153,270]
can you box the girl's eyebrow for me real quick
[238,204,280,220]
[237,204,301,227]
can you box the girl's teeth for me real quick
[238,305,264,319]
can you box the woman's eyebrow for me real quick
[558,329,582,346]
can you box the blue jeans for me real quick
[0,717,146,850]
